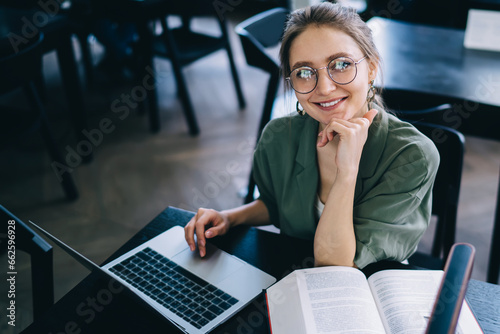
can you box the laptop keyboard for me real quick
[109,247,239,329]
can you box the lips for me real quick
[315,97,347,108]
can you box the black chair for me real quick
[0,32,78,200]
[1,205,54,321]
[398,110,466,269]
[86,0,245,136]
[0,3,93,163]
[487,166,500,284]
[153,1,246,136]
[235,7,289,203]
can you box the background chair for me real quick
[235,7,289,203]
[1,205,54,320]
[86,0,245,136]
[398,109,466,270]
[0,32,78,200]
[0,3,93,163]
[487,166,500,284]
[153,1,246,136]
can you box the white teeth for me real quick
[319,98,343,107]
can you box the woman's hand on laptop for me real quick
[184,208,231,257]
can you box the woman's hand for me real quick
[184,208,232,257]
[317,109,378,177]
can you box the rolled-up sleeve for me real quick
[353,144,440,269]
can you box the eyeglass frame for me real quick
[286,56,368,94]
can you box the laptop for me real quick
[27,220,276,334]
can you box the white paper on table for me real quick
[464,9,500,52]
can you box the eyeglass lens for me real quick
[289,57,359,94]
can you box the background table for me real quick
[367,17,500,141]
[23,207,500,333]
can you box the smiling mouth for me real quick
[317,97,346,108]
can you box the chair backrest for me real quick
[235,7,288,73]
[401,117,465,268]
[1,205,54,320]
[235,8,289,204]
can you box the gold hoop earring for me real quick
[366,80,376,105]
[296,101,305,116]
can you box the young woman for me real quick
[184,2,439,269]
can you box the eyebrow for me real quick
[291,52,355,70]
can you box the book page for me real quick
[368,270,482,334]
[295,266,386,334]
[267,271,308,334]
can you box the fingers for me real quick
[184,213,198,252]
[317,121,349,147]
[184,208,228,258]
[184,208,211,257]
[317,109,379,147]
[205,224,225,239]
[363,109,378,124]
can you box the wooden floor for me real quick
[1,14,499,333]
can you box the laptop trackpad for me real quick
[171,244,244,284]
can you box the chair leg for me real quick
[487,169,500,284]
[24,82,79,201]
[77,32,94,85]
[56,33,92,163]
[161,19,200,136]
[219,20,246,110]
[136,22,161,133]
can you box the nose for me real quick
[315,68,337,96]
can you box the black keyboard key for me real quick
[197,289,210,297]
[219,301,231,310]
[220,293,232,301]
[172,266,209,287]
[206,285,217,293]
[198,318,209,327]
[136,251,150,262]
[194,305,205,314]
[113,264,125,272]
[200,299,212,308]
[213,289,224,297]
[187,291,198,299]
[170,289,182,297]
[201,310,217,321]
[228,297,238,306]
[213,297,224,305]
[194,296,205,304]
[208,304,225,315]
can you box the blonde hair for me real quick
[279,2,384,107]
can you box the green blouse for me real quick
[252,107,440,268]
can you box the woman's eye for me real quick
[331,60,351,71]
[296,69,314,79]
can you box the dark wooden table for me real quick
[22,207,500,333]
[367,17,500,140]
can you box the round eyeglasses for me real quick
[286,56,367,94]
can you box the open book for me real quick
[266,267,483,334]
